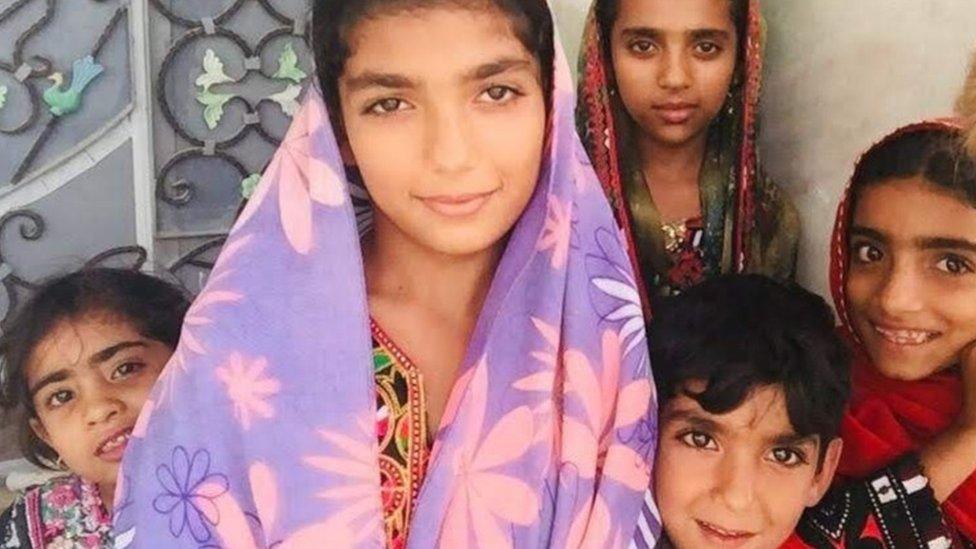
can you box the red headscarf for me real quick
[830,119,976,539]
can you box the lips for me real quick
[653,102,698,124]
[696,519,756,546]
[418,190,496,218]
[871,322,941,346]
[95,427,133,461]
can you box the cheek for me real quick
[612,56,654,112]
[761,472,818,536]
[478,110,544,196]
[654,442,707,515]
[844,269,876,317]
[696,61,736,109]
[347,122,418,206]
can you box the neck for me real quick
[637,131,708,190]
[363,214,501,327]
[97,481,114,513]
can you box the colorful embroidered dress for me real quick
[372,321,429,548]
[114,7,657,547]
[576,0,799,300]
[0,475,112,548]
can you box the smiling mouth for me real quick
[871,323,941,346]
[95,427,133,458]
[696,520,756,545]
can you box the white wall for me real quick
[553,0,976,300]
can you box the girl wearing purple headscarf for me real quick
[115,1,657,547]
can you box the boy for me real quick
[639,275,957,548]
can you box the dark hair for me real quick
[649,274,851,464]
[594,0,748,70]
[0,268,190,468]
[852,128,976,208]
[312,0,555,113]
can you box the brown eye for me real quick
[694,42,721,56]
[629,40,655,54]
[854,243,882,263]
[936,255,973,275]
[769,447,806,467]
[111,362,144,380]
[680,431,718,450]
[47,389,73,408]
[478,85,519,104]
[367,98,407,115]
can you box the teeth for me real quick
[98,431,131,454]
[873,325,937,346]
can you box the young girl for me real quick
[116,1,655,547]
[813,121,976,545]
[577,0,798,300]
[0,269,189,548]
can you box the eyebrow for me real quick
[770,433,818,447]
[849,225,887,243]
[663,409,726,435]
[89,341,147,365]
[28,341,147,399]
[344,71,418,93]
[619,27,732,42]
[917,236,976,254]
[344,57,534,94]
[851,226,976,253]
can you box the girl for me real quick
[116,1,655,547]
[0,269,189,548]
[577,0,798,300]
[810,121,976,545]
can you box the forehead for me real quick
[342,7,534,79]
[852,177,976,243]
[664,383,798,436]
[26,315,142,381]
[615,0,734,31]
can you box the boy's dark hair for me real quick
[594,0,748,72]
[852,127,976,208]
[650,274,851,463]
[0,268,190,469]
[313,0,555,113]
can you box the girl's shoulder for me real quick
[1,474,111,548]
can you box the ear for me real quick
[28,417,53,448]
[805,438,843,507]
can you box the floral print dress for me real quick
[0,474,112,548]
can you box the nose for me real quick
[424,103,476,176]
[84,390,123,427]
[657,50,692,91]
[876,259,925,317]
[714,454,757,512]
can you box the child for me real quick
[825,121,976,545]
[643,274,960,549]
[577,0,798,300]
[116,1,654,547]
[0,268,189,548]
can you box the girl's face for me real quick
[337,6,546,256]
[609,0,736,149]
[846,176,976,380]
[26,314,172,495]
